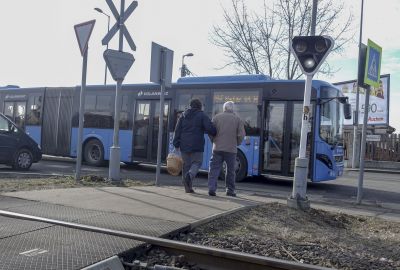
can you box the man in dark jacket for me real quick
[173,99,216,193]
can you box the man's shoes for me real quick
[226,191,237,197]
[188,189,195,193]
[208,191,216,196]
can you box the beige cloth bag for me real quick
[166,150,183,176]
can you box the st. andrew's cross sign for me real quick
[102,0,137,52]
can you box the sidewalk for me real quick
[0,184,399,269]
[0,185,263,269]
[3,184,400,223]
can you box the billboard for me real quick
[334,74,390,126]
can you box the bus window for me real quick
[84,94,113,129]
[119,95,129,130]
[3,101,26,130]
[320,99,343,145]
[212,91,259,135]
[14,102,26,129]
[264,102,285,172]
[4,102,13,120]
[27,95,42,125]
[177,93,207,112]
[85,95,96,111]
[96,95,112,111]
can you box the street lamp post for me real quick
[181,53,193,77]
[94,7,110,85]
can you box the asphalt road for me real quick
[0,158,399,209]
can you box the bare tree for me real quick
[211,0,355,79]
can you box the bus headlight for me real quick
[244,136,251,145]
[334,155,343,163]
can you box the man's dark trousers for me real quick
[181,152,203,192]
[208,151,236,194]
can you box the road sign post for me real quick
[287,36,334,210]
[357,39,382,204]
[352,43,368,169]
[74,20,96,181]
[104,49,135,181]
[150,42,174,186]
[102,0,137,181]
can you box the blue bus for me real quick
[0,75,349,181]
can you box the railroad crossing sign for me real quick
[74,20,96,56]
[364,39,382,88]
[102,0,137,51]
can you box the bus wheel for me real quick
[12,148,33,170]
[218,151,248,182]
[84,139,105,166]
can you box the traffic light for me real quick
[291,36,334,76]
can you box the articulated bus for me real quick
[0,75,349,181]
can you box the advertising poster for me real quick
[334,74,390,126]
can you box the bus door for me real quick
[261,101,287,174]
[133,100,170,162]
[3,101,26,130]
[261,100,312,176]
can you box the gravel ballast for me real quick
[137,203,400,270]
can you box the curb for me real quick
[0,172,67,178]
[345,168,400,174]
[251,191,400,221]
[42,155,76,163]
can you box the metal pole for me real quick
[104,15,110,85]
[298,75,313,159]
[357,86,370,204]
[109,79,123,181]
[118,0,125,52]
[288,74,312,210]
[181,55,185,77]
[75,49,88,181]
[155,50,166,186]
[108,0,125,181]
[310,0,318,35]
[352,0,365,168]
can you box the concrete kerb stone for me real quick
[0,172,66,178]
[42,155,76,163]
[346,168,400,175]
[250,190,400,222]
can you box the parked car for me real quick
[0,113,42,170]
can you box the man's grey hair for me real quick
[223,101,234,112]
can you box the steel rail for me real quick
[0,210,331,270]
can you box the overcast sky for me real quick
[0,0,398,130]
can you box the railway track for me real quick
[0,210,331,270]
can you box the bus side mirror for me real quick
[337,97,348,104]
[343,103,352,120]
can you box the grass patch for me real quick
[0,175,153,192]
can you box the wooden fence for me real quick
[343,132,400,162]
[365,133,400,161]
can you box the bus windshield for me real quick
[319,87,344,146]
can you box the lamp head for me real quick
[94,7,103,13]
